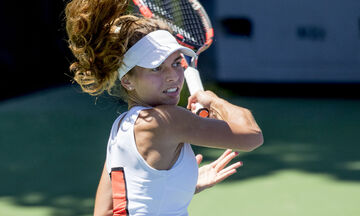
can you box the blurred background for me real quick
[0,0,359,215]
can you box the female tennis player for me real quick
[65,0,263,215]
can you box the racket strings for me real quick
[139,0,206,49]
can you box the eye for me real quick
[172,61,182,68]
[151,66,161,72]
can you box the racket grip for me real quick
[194,103,209,118]
[184,67,209,118]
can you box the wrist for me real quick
[209,98,227,120]
[195,184,208,194]
[195,186,201,194]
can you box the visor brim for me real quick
[137,45,196,69]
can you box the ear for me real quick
[120,75,135,91]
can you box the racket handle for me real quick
[184,67,209,118]
[194,103,209,118]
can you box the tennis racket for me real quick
[132,0,214,118]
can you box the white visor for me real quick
[117,30,197,79]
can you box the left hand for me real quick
[195,149,243,194]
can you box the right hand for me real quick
[186,90,219,113]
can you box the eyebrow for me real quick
[156,56,183,68]
[173,56,183,62]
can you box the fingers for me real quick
[214,151,239,172]
[216,161,243,183]
[195,154,203,165]
[218,161,243,176]
[210,149,233,166]
[215,169,237,183]
[187,90,216,110]
[191,103,197,113]
[187,94,197,110]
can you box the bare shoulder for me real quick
[135,105,207,146]
[134,105,195,157]
[149,105,191,116]
[136,105,195,132]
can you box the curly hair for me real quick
[65,0,171,99]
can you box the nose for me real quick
[165,67,180,82]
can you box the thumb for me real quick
[187,93,200,110]
[195,154,203,165]
[187,95,195,110]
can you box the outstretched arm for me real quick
[195,149,243,194]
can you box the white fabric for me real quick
[117,30,196,79]
[106,106,198,216]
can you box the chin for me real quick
[171,98,181,105]
[164,99,180,106]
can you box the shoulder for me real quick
[144,105,189,115]
[135,105,197,139]
[137,105,194,128]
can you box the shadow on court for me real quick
[0,85,359,215]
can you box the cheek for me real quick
[146,75,164,87]
[136,74,163,93]
[178,69,185,83]
[136,71,156,82]
[176,66,184,77]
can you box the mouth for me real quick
[164,87,178,93]
[163,87,180,96]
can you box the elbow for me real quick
[251,130,264,151]
[237,130,264,152]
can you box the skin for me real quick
[94,51,263,216]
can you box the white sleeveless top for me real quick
[106,106,198,216]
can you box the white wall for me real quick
[215,0,360,82]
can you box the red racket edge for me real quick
[132,0,152,18]
[188,0,214,56]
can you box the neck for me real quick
[127,94,151,110]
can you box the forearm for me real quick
[210,98,263,151]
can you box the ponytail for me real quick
[65,0,171,99]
